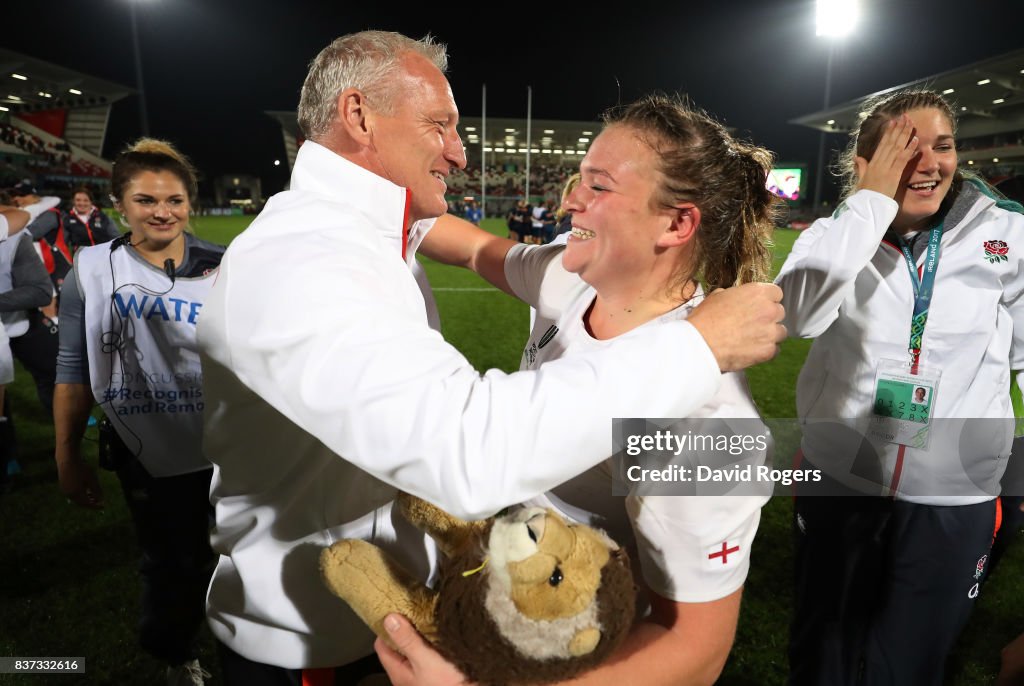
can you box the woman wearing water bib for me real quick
[777,89,1024,686]
[53,139,224,685]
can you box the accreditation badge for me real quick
[867,358,940,448]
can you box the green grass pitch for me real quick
[0,215,1017,684]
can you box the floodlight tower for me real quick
[813,0,859,212]
[128,0,152,136]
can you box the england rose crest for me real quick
[984,240,1009,263]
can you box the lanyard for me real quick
[896,222,944,368]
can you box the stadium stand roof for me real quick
[792,47,1024,167]
[0,49,131,170]
[0,48,133,113]
[266,111,601,171]
[265,110,302,170]
[457,117,601,159]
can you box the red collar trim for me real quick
[401,189,411,261]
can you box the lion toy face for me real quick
[482,507,621,659]
[321,495,636,686]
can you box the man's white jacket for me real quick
[196,141,724,668]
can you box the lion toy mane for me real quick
[320,492,636,685]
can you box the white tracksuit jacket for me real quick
[777,182,1024,505]
[196,141,725,668]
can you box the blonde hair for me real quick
[603,95,778,291]
[554,173,581,223]
[837,89,959,200]
[111,138,198,206]
[297,31,448,141]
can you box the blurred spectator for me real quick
[463,198,482,225]
[554,173,581,239]
[540,199,557,243]
[0,231,58,412]
[505,199,529,242]
[65,186,120,247]
[9,182,67,321]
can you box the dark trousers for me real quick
[989,434,1024,578]
[789,493,998,686]
[217,640,386,686]
[9,311,58,413]
[115,455,215,666]
[987,495,1023,579]
[0,397,13,488]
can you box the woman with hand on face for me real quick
[382,94,780,686]
[777,89,1024,686]
[53,139,224,686]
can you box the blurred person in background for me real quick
[0,192,57,492]
[0,229,56,476]
[506,198,530,242]
[552,172,581,243]
[64,185,120,248]
[9,181,72,304]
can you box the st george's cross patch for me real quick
[706,540,741,568]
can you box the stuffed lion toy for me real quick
[320,493,636,685]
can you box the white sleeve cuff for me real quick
[24,196,61,222]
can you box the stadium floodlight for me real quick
[127,0,151,135]
[812,0,858,210]
[11,73,27,81]
[69,88,82,95]
[816,0,859,37]
[273,160,280,166]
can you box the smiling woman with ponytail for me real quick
[395,93,783,685]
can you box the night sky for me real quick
[4,0,1021,197]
